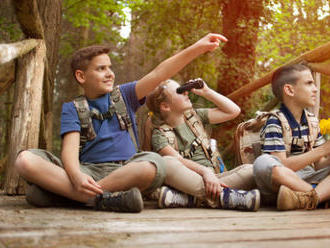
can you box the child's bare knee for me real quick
[15,151,33,174]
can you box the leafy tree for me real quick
[256,0,330,117]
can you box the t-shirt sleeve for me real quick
[195,108,209,125]
[120,81,145,113]
[60,101,81,137]
[261,115,286,153]
[151,129,170,152]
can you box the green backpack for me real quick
[73,86,138,153]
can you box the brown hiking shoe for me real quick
[94,188,143,213]
[277,185,319,211]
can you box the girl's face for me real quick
[164,81,192,113]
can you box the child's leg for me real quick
[162,156,205,198]
[254,154,313,205]
[315,174,330,202]
[98,152,166,195]
[217,164,256,190]
[15,150,91,203]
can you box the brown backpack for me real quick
[234,109,319,166]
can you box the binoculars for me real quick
[176,78,205,94]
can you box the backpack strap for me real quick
[73,95,97,153]
[73,86,139,153]
[158,124,179,151]
[110,86,139,152]
[184,109,224,173]
[305,110,319,150]
[270,110,292,157]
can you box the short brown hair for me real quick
[71,45,110,81]
[271,64,311,101]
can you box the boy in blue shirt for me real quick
[15,33,227,212]
[254,64,330,210]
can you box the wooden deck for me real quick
[1,194,330,248]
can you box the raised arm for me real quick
[191,82,241,124]
[135,33,227,100]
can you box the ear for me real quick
[283,83,294,97]
[75,70,85,85]
[159,102,170,112]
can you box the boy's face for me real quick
[76,53,115,99]
[290,70,317,108]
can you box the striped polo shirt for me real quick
[261,104,325,155]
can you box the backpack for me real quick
[234,109,319,166]
[73,85,138,153]
[154,109,227,174]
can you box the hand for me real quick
[320,140,330,156]
[190,80,211,96]
[194,33,228,53]
[70,171,103,197]
[202,169,223,201]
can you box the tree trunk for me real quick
[218,0,264,105]
[4,41,46,194]
[214,0,264,166]
[37,0,62,151]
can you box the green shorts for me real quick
[27,149,166,194]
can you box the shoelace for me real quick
[101,193,125,210]
[169,191,187,207]
[231,191,250,209]
[298,191,318,210]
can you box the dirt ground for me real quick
[1,193,330,248]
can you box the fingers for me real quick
[87,177,104,194]
[206,182,222,201]
[208,33,228,43]
[220,183,229,188]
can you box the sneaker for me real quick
[277,185,319,211]
[26,184,82,208]
[94,187,143,213]
[220,188,260,211]
[145,188,161,201]
[158,186,196,208]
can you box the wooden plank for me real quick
[3,40,46,195]
[0,195,330,247]
[0,39,38,64]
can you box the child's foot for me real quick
[94,187,143,213]
[220,188,260,211]
[158,186,196,208]
[277,185,319,211]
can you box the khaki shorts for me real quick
[254,154,330,205]
[28,149,166,194]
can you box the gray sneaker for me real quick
[158,186,196,208]
[220,188,260,211]
[94,187,143,213]
[26,184,82,208]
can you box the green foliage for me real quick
[61,0,131,56]
[256,0,330,74]
[0,17,22,42]
[252,0,329,118]
[130,0,224,86]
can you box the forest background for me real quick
[0,0,329,188]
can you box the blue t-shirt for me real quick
[60,81,145,163]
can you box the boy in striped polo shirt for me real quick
[253,64,330,210]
